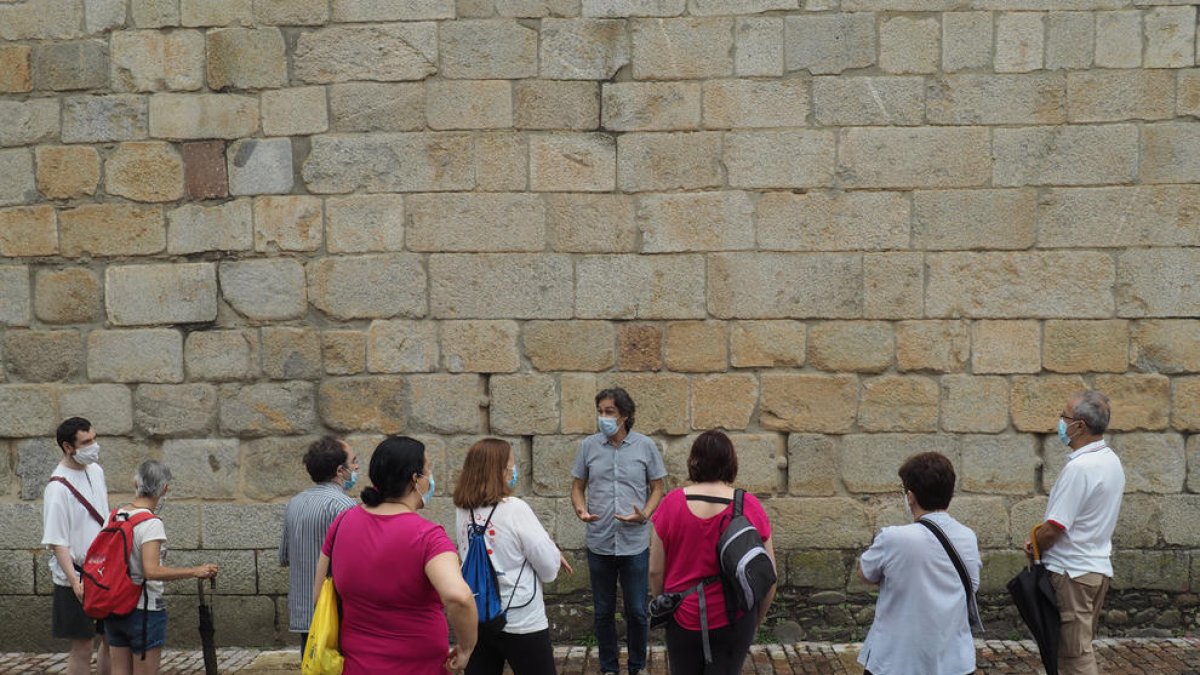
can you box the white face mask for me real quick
[74,443,100,465]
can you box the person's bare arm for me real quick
[758,537,778,625]
[312,553,330,607]
[1024,522,1065,559]
[141,540,218,581]
[649,529,665,596]
[426,551,477,672]
[572,478,600,522]
[51,545,83,600]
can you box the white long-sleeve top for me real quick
[455,497,560,634]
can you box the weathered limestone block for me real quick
[105,141,184,202]
[185,330,259,381]
[784,14,875,74]
[149,93,258,139]
[0,99,59,147]
[838,127,990,189]
[708,253,861,319]
[303,133,474,193]
[439,19,537,79]
[545,193,637,253]
[1116,249,1200,317]
[993,124,1138,186]
[1112,494,1160,549]
[959,434,1039,494]
[725,130,835,189]
[765,498,871,549]
[1160,496,1200,546]
[515,80,599,130]
[332,0,452,20]
[0,149,35,207]
[3,330,82,382]
[704,79,809,129]
[879,16,939,74]
[1010,375,1086,433]
[948,497,1011,548]
[1107,432,1186,494]
[1144,6,1196,68]
[406,374,485,434]
[181,140,228,200]
[33,269,101,325]
[1131,320,1200,374]
[134,384,218,437]
[161,439,239,500]
[254,196,322,253]
[841,434,958,494]
[206,28,287,90]
[630,17,733,80]
[808,321,892,373]
[476,132,528,191]
[540,18,629,80]
[602,82,699,131]
[812,76,922,127]
[318,376,406,434]
[912,189,1036,250]
[691,374,758,431]
[530,133,616,192]
[730,321,805,369]
[1037,186,1200,249]
[1093,374,1170,431]
[430,254,571,319]
[1142,122,1200,184]
[523,321,616,371]
[366,320,438,373]
[735,16,783,77]
[308,254,426,320]
[859,375,939,433]
[577,254,704,319]
[863,256,922,319]
[582,0,684,17]
[617,324,662,371]
[110,29,204,92]
[895,321,969,373]
[63,94,148,143]
[532,435,588,497]
[0,207,56,257]
[227,139,293,196]
[1094,10,1141,68]
[131,0,180,28]
[785,550,847,590]
[219,259,307,322]
[253,0,329,25]
[329,83,425,132]
[756,191,910,252]
[616,132,722,192]
[942,12,992,71]
[638,191,753,253]
[87,329,183,383]
[167,200,252,254]
[33,40,109,91]
[0,265,31,327]
[1009,496,1049,544]
[926,252,1114,318]
[407,193,545,252]
[261,87,327,136]
[995,12,1043,73]
[1043,320,1129,373]
[35,146,100,200]
[261,327,321,380]
[201,504,286,548]
[760,373,857,433]
[441,321,520,373]
[662,321,726,373]
[560,373,598,433]
[323,331,365,376]
[1180,70,1200,117]
[59,384,134,435]
[928,74,1065,126]
[1113,550,1191,592]
[219,381,316,436]
[595,372,689,434]
[972,320,1041,374]
[1067,70,1174,123]
[105,263,217,326]
[426,79,513,130]
[0,45,32,93]
[325,194,405,253]
[1046,11,1094,71]
[490,373,560,434]
[786,434,836,496]
[940,375,1009,434]
[180,0,253,26]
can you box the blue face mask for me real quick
[343,469,357,491]
[598,416,620,437]
[508,464,519,489]
[420,471,435,507]
[1057,418,1073,447]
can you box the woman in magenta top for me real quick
[314,436,477,674]
[649,430,777,675]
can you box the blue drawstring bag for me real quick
[462,504,506,632]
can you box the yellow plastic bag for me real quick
[302,578,344,675]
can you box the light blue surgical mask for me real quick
[1057,418,1073,447]
[420,471,435,507]
[343,469,357,491]
[598,416,620,437]
[508,464,519,489]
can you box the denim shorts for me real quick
[104,609,168,654]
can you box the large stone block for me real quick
[582,0,684,16]
[760,373,857,433]
[703,78,811,129]
[218,259,307,322]
[838,127,990,189]
[577,254,704,319]
[540,18,629,80]
[261,86,327,136]
[601,82,699,132]
[532,435,586,497]
[595,372,689,435]
[1131,320,1200,374]
[0,148,35,207]
[941,11,992,72]
[895,321,969,373]
[1094,10,1142,68]
[1103,433,1181,495]
[1112,494,1160,549]
[0,549,36,595]
[261,327,321,380]
[765,498,871,549]
[441,320,520,373]
[560,373,599,433]
[959,434,1039,494]
[725,130,835,189]
[940,375,1009,434]
[786,434,837,496]
[87,329,184,383]
[426,79,513,130]
[33,268,101,325]
[475,132,528,191]
[318,376,406,434]
[523,321,616,372]
[325,194,404,253]
[691,374,758,431]
[110,29,204,92]
[530,133,616,192]
[841,434,958,494]
[167,200,252,254]
[638,191,753,253]
[181,140,228,200]
[616,131,722,192]
[0,45,32,93]
[1043,320,1129,373]
[296,25,434,83]
[490,373,560,434]
[185,330,258,382]
[1142,122,1200,184]
[0,265,31,327]
[180,0,253,26]
[0,207,56,258]
[220,381,315,436]
[808,321,892,373]
[879,16,939,74]
[972,320,1041,374]
[105,141,184,202]
[948,496,1011,548]
[995,12,1043,73]
[430,253,571,319]
[439,19,536,79]
[994,124,1138,186]
[105,263,217,326]
[663,321,726,373]
[1117,249,1200,318]
[134,383,218,437]
[912,189,1036,251]
[630,17,733,80]
[858,375,938,433]
[406,374,485,434]
[3,330,82,382]
[546,194,636,253]
[1010,375,1086,433]
[408,193,544,252]
[60,204,164,258]
[927,74,1065,125]
[365,320,438,373]
[617,324,662,371]
[730,321,805,369]
[201,503,285,548]
[1093,374,1170,431]
[308,254,426,320]
[871,254,924,319]
[784,14,875,74]
[58,384,133,435]
[148,93,258,139]
[811,76,924,126]
[515,80,599,130]
[331,0,452,20]
[708,252,861,319]
[227,139,293,196]
[131,0,180,27]
[1038,186,1200,249]
[756,191,909,252]
[1067,70,1174,123]
[254,196,322,252]
[734,16,782,77]
[1160,495,1200,546]
[32,40,109,91]
[1046,11,1094,70]
[0,386,57,437]
[254,0,329,25]
[206,27,287,90]
[62,94,148,143]
[35,145,99,200]
[302,133,474,193]
[329,83,424,132]
[323,330,365,376]
[1145,6,1196,68]
[0,99,59,147]
[926,252,1114,318]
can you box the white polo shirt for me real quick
[858,511,981,675]
[1042,440,1125,578]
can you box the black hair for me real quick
[303,436,348,483]
[595,387,636,431]
[899,452,956,511]
[361,436,426,507]
[687,429,738,484]
[56,417,92,453]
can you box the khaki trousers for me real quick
[1050,571,1111,675]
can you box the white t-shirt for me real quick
[1043,440,1125,578]
[858,511,982,675]
[41,463,110,587]
[115,506,169,611]
[455,497,561,634]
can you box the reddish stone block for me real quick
[183,140,228,200]
[618,323,662,372]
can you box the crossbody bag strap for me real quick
[48,476,105,526]
[917,518,984,632]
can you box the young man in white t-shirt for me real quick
[41,417,111,675]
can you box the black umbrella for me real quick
[1006,527,1060,675]
[198,578,218,675]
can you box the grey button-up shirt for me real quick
[279,482,356,632]
[571,431,667,556]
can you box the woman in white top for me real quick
[453,438,573,675]
[105,460,219,675]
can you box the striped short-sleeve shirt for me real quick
[280,483,356,632]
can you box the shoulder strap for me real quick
[733,488,745,518]
[48,476,104,526]
[685,494,732,505]
[917,518,983,632]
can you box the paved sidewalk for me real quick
[2,638,1198,674]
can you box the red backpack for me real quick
[80,509,158,620]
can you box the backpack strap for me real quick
[916,518,983,633]
[48,476,104,526]
[733,488,745,519]
[685,494,732,505]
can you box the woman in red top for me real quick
[649,430,777,675]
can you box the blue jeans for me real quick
[587,548,649,674]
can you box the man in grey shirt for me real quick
[571,387,667,675]
[279,436,358,649]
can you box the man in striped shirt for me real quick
[280,436,358,648]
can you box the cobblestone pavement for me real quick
[1,639,1198,674]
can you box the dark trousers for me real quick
[299,633,308,650]
[465,627,556,675]
[665,610,757,675]
[587,549,650,674]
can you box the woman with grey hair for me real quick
[104,460,219,675]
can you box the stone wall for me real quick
[2,0,1199,651]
